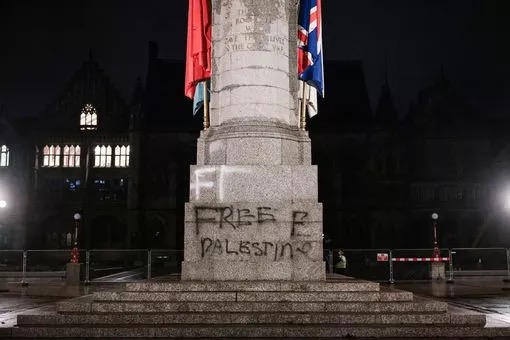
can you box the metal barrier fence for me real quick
[0,249,183,285]
[2,248,510,284]
[327,247,510,283]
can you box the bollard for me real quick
[147,249,152,280]
[21,250,28,286]
[446,249,454,283]
[84,250,90,285]
[504,248,510,283]
[388,250,395,284]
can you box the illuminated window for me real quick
[114,145,130,167]
[80,103,98,130]
[63,145,81,168]
[42,145,61,167]
[0,145,9,167]
[94,145,112,168]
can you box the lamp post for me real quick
[0,200,6,208]
[70,213,81,263]
[431,213,440,258]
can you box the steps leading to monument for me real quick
[18,311,486,326]
[11,279,509,338]
[11,324,507,339]
[58,300,448,314]
[124,280,379,292]
[92,290,413,302]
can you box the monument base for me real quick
[182,259,325,281]
[12,278,504,338]
[182,201,324,281]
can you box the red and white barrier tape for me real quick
[392,257,449,262]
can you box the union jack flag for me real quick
[298,0,324,98]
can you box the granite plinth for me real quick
[182,201,323,281]
[189,166,318,202]
[196,121,312,166]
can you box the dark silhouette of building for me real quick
[1,44,509,251]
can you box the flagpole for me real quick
[203,80,210,130]
[300,81,307,131]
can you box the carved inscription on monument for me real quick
[221,4,288,56]
[195,206,314,261]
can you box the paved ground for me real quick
[393,276,510,328]
[1,275,510,331]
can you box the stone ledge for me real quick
[11,324,506,338]
[125,280,380,292]
[17,312,485,326]
[91,290,412,303]
[67,301,448,314]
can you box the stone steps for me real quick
[57,300,448,314]
[10,279,506,338]
[17,311,486,326]
[11,324,502,338]
[92,290,413,302]
[124,280,380,292]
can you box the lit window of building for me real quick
[42,145,61,167]
[114,145,130,167]
[63,145,81,168]
[80,103,98,130]
[0,145,9,167]
[94,145,112,168]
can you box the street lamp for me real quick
[431,213,440,258]
[70,213,81,263]
[0,200,6,208]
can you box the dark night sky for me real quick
[1,0,509,119]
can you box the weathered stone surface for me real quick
[188,166,318,202]
[16,312,485,326]
[183,199,323,281]
[87,300,447,314]
[124,280,380,292]
[14,279,502,338]
[13,324,508,339]
[183,0,321,281]
[211,0,295,125]
[91,290,411,303]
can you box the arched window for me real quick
[94,145,112,167]
[0,145,9,167]
[42,145,61,167]
[63,145,81,167]
[80,103,98,130]
[114,145,130,167]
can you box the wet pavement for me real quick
[1,276,510,331]
[393,276,510,328]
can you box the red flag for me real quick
[184,0,212,99]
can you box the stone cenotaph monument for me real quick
[181,0,324,280]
